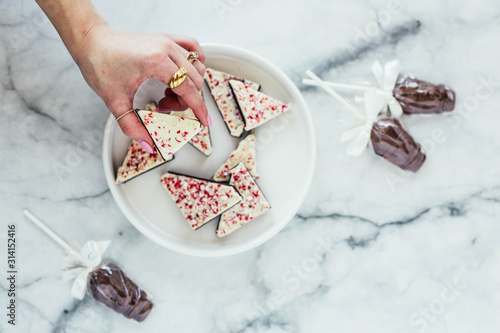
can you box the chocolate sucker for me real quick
[370,117,425,172]
[88,261,153,322]
[393,75,455,114]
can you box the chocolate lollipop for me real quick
[303,60,456,117]
[371,117,426,172]
[393,75,456,114]
[22,210,153,322]
[303,70,426,172]
[88,261,153,322]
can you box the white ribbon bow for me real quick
[371,59,403,117]
[62,240,110,300]
[340,89,387,156]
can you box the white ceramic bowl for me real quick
[102,43,315,257]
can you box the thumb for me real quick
[115,108,155,154]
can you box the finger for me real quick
[172,78,208,126]
[170,51,204,91]
[153,59,209,126]
[115,111,155,154]
[192,60,206,78]
[167,34,206,63]
[174,45,206,77]
[158,93,189,111]
[160,87,189,111]
[108,95,156,152]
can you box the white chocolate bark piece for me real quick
[116,140,172,184]
[229,80,291,131]
[136,110,202,160]
[161,172,242,230]
[213,132,258,182]
[217,163,270,238]
[188,126,212,156]
[204,68,260,137]
[170,108,213,156]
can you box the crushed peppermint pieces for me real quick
[204,68,260,137]
[188,126,212,156]
[137,110,202,160]
[116,140,171,184]
[217,163,270,237]
[161,172,242,230]
[213,132,258,182]
[170,108,213,156]
[229,80,290,131]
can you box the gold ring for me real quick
[168,67,188,89]
[115,108,135,122]
[186,51,199,63]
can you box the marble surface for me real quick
[1,0,500,332]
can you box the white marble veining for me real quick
[1,0,500,332]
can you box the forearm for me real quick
[35,0,107,63]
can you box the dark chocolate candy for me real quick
[393,75,455,114]
[371,117,426,172]
[88,261,153,322]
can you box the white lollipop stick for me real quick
[23,209,75,254]
[303,79,372,93]
[304,70,365,120]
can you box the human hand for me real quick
[74,25,208,152]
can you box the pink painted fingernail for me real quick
[207,115,212,129]
[139,140,154,154]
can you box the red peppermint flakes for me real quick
[204,68,260,137]
[229,79,290,131]
[161,172,242,229]
[116,140,171,184]
[137,110,202,159]
[216,163,270,238]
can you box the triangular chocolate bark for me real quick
[213,132,258,182]
[188,126,212,156]
[170,108,213,156]
[229,80,291,131]
[204,68,260,137]
[161,172,242,230]
[116,140,172,184]
[217,163,270,238]
[136,110,202,160]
